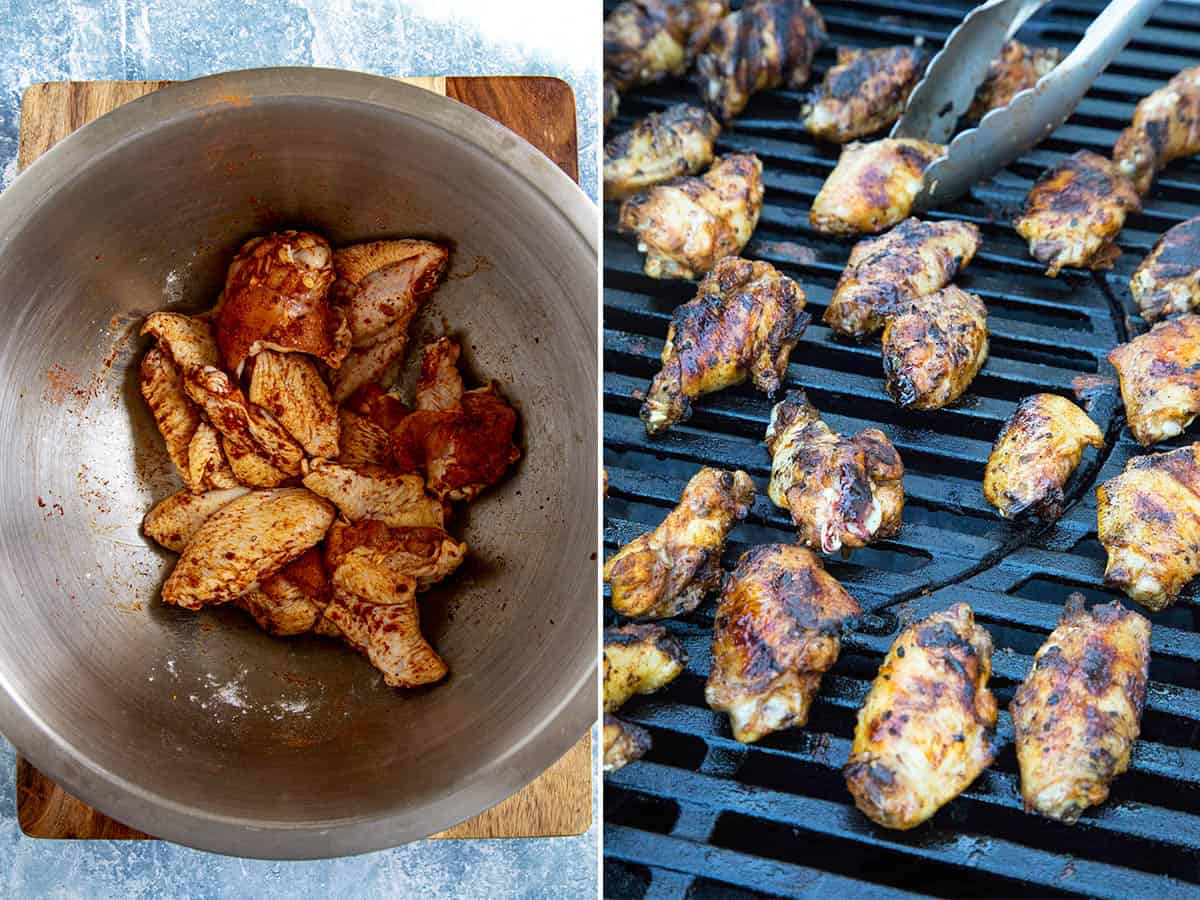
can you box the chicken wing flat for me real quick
[325,519,467,593]
[619,153,763,280]
[1130,216,1200,322]
[881,286,989,410]
[140,346,202,489]
[187,422,239,491]
[605,466,754,619]
[802,45,929,144]
[706,544,860,743]
[337,409,393,468]
[604,714,653,772]
[141,311,220,373]
[1014,150,1141,277]
[966,40,1062,120]
[248,349,339,459]
[1113,65,1200,196]
[1010,594,1150,823]
[845,603,998,830]
[604,0,728,93]
[302,460,446,529]
[983,394,1104,521]
[809,139,943,236]
[236,548,331,637]
[640,257,809,434]
[822,218,982,339]
[1108,314,1200,446]
[765,389,903,552]
[1097,443,1200,610]
[604,104,722,201]
[696,0,826,124]
[604,623,688,712]
[142,486,252,553]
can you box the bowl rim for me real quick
[0,66,598,858]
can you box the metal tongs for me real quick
[890,0,1162,212]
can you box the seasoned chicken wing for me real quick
[221,437,292,488]
[881,286,989,410]
[640,257,808,434]
[248,350,339,459]
[604,623,688,712]
[845,603,998,830]
[1108,314,1200,446]
[1131,216,1200,322]
[141,311,220,372]
[604,104,721,201]
[1014,150,1140,277]
[604,0,728,92]
[983,394,1104,521]
[1113,66,1200,196]
[802,45,929,144]
[140,346,202,489]
[325,519,467,593]
[302,460,446,529]
[619,153,763,280]
[966,40,1062,120]
[337,409,393,468]
[187,422,239,491]
[823,218,982,339]
[765,390,903,552]
[810,139,943,236]
[1097,443,1200,610]
[1010,594,1150,823]
[706,544,860,743]
[161,487,334,610]
[604,467,754,619]
[696,0,826,123]
[236,548,331,636]
[604,714,653,772]
[142,486,252,553]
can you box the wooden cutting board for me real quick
[14,75,591,842]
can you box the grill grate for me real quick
[602,0,1200,896]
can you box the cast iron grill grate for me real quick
[602,0,1200,896]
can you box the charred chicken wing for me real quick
[1010,594,1150,823]
[604,715,653,772]
[706,544,860,743]
[845,603,998,830]
[1113,65,1200,196]
[1131,216,1200,322]
[604,104,722,201]
[604,623,688,712]
[967,40,1062,119]
[810,139,943,236]
[1108,314,1200,446]
[604,0,728,93]
[802,45,929,143]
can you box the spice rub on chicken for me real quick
[802,45,929,144]
[1108,314,1200,447]
[810,139,943,236]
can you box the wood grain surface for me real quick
[14,75,591,843]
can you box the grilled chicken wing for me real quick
[696,0,826,124]
[802,45,929,143]
[302,460,446,529]
[966,40,1062,119]
[604,623,688,712]
[881,286,989,410]
[605,467,754,619]
[1010,594,1150,823]
[604,78,620,128]
[142,486,252,553]
[248,349,339,458]
[1113,66,1200,196]
[619,153,764,280]
[983,394,1104,521]
[1131,216,1200,322]
[1014,150,1140,277]
[604,715,653,772]
[604,0,728,93]
[765,389,904,553]
[140,346,202,489]
[187,422,239,491]
[845,603,998,830]
[1108,314,1200,446]
[810,139,943,236]
[706,544,860,743]
[1097,442,1200,610]
[604,104,722,201]
[236,548,331,636]
[161,487,334,610]
[641,257,809,434]
[823,218,982,339]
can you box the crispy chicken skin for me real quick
[1131,216,1200,322]
[248,350,339,459]
[706,544,860,743]
[139,346,202,489]
[142,486,252,553]
[696,0,826,124]
[641,257,809,434]
[881,286,989,410]
[845,603,998,830]
[605,467,754,619]
[1097,443,1200,610]
[604,623,688,712]
[604,715,653,772]
[302,460,446,529]
[1014,151,1141,277]
[619,153,764,280]
[604,104,722,201]
[1108,314,1200,446]
[1010,594,1150,823]
[803,45,929,144]
[765,389,904,553]
[983,394,1104,521]
[1113,66,1200,196]
[810,139,943,236]
[823,218,982,339]
[236,548,331,636]
[604,0,728,93]
[187,422,239,491]
[966,40,1062,120]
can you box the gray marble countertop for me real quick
[0,2,598,897]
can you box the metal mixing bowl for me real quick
[0,68,597,858]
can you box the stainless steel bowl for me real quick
[0,68,597,858]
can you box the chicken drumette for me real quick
[706,544,860,743]
[1108,314,1200,446]
[603,623,688,772]
[966,40,1062,119]
[765,389,904,553]
[640,257,809,434]
[604,104,722,201]
[1131,216,1200,322]
[802,45,929,144]
[604,0,728,93]
[1113,65,1200,196]
[809,139,943,236]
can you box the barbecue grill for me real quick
[602,1,1200,896]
